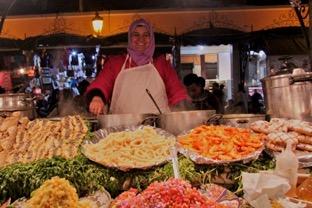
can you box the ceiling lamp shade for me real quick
[92,12,103,34]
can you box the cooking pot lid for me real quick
[262,71,312,81]
[222,114,266,119]
[161,110,216,115]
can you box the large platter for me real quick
[81,125,176,171]
[293,151,312,168]
[266,150,312,168]
[177,127,264,165]
[200,184,250,208]
[10,190,111,208]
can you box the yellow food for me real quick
[178,125,265,161]
[78,200,94,208]
[271,200,283,208]
[26,176,89,208]
[83,126,175,169]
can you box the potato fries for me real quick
[178,125,265,161]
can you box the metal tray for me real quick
[266,149,312,168]
[10,190,111,208]
[82,125,176,171]
[200,184,250,208]
[177,128,264,165]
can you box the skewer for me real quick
[145,89,162,114]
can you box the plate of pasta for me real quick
[81,126,176,171]
[177,125,265,164]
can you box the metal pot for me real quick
[97,113,158,129]
[261,72,312,121]
[219,114,266,128]
[0,93,35,119]
[158,110,216,135]
[47,116,99,131]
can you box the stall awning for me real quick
[20,32,173,49]
[180,26,308,55]
[0,27,308,55]
[0,38,21,51]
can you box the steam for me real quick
[171,100,194,112]
[57,90,88,116]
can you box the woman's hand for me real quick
[89,96,106,115]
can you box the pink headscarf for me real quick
[127,18,155,66]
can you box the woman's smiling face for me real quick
[130,25,151,53]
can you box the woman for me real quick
[86,18,188,115]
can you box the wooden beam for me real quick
[0,7,305,39]
[309,0,312,71]
[79,0,84,12]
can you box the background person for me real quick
[212,82,225,113]
[183,73,221,113]
[250,89,263,114]
[230,83,248,113]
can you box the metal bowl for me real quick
[158,110,216,135]
[0,93,34,111]
[97,113,158,129]
[220,114,266,128]
[0,93,35,119]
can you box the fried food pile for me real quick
[0,113,88,167]
[250,118,312,152]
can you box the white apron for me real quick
[110,55,171,114]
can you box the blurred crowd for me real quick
[183,73,264,114]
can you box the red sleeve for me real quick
[85,55,125,103]
[154,56,188,105]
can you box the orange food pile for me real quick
[178,125,265,161]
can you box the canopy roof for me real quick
[0,26,308,55]
[1,0,308,16]
[181,26,308,55]
[0,37,21,49]
[19,32,172,49]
